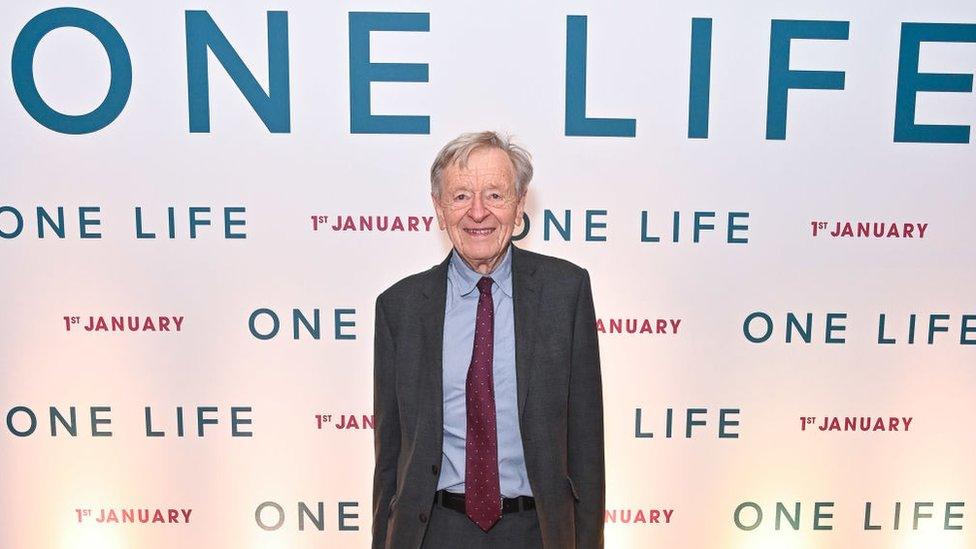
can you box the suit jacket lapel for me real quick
[511,243,542,419]
[420,251,451,437]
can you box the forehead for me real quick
[442,147,515,189]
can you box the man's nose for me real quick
[467,193,489,222]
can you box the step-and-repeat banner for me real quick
[2,1,974,548]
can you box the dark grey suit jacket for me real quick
[372,243,604,549]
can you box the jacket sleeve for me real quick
[372,294,400,549]
[568,269,605,548]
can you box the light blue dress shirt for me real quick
[437,243,532,497]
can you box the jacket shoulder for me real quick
[516,246,588,281]
[376,260,442,307]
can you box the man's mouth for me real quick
[463,228,496,236]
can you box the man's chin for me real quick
[455,246,504,268]
[459,252,494,263]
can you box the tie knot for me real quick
[476,276,493,295]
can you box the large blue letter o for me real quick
[12,7,132,134]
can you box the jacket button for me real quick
[419,512,428,523]
[431,464,439,475]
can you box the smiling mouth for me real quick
[464,228,496,236]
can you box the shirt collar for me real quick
[449,243,513,298]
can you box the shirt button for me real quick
[419,512,428,523]
[431,464,439,475]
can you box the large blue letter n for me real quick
[185,11,290,133]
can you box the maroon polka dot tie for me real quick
[465,276,501,532]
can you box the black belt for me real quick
[435,490,535,514]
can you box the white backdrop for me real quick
[1,1,974,548]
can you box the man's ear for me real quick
[514,192,527,226]
[431,193,446,230]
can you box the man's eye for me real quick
[454,194,468,201]
[490,193,502,200]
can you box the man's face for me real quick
[432,147,526,274]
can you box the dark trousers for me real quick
[420,500,544,549]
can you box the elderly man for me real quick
[372,131,604,549]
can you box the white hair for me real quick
[430,131,533,198]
